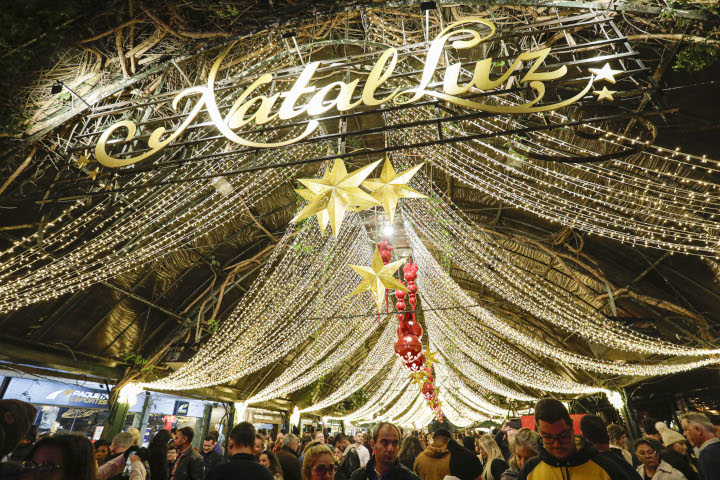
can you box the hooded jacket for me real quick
[517,441,640,480]
[413,443,451,480]
[350,456,420,480]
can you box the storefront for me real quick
[141,393,209,444]
[1,376,143,439]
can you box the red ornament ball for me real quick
[394,335,422,362]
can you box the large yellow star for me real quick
[409,370,429,386]
[593,86,617,102]
[589,63,623,84]
[425,350,441,368]
[361,158,428,224]
[349,245,408,312]
[292,159,383,237]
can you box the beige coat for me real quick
[637,460,688,480]
[414,443,451,480]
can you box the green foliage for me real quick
[122,353,155,374]
[209,255,221,268]
[207,317,220,333]
[673,42,720,73]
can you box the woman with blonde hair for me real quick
[477,434,509,480]
[302,443,337,480]
[499,428,540,480]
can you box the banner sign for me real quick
[94,18,595,168]
[173,400,190,416]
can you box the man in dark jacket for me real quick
[681,412,720,480]
[336,433,361,480]
[207,422,273,480]
[518,399,638,480]
[170,426,204,480]
[350,422,421,480]
[201,434,223,478]
[579,414,641,480]
[276,433,302,480]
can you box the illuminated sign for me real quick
[3,378,143,411]
[95,18,592,168]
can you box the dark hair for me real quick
[208,430,220,442]
[398,436,424,469]
[167,444,177,452]
[204,435,216,443]
[633,437,662,453]
[371,422,402,442]
[149,429,172,480]
[579,415,610,445]
[178,426,194,443]
[94,439,110,451]
[433,428,452,439]
[28,434,97,480]
[641,418,659,436]
[231,422,256,448]
[260,450,282,476]
[334,433,347,444]
[462,436,476,451]
[534,399,572,427]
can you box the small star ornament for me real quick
[292,159,383,237]
[593,86,617,102]
[589,63,623,84]
[425,350,440,368]
[87,168,101,180]
[409,370,429,386]
[75,154,93,167]
[349,245,408,312]
[360,158,428,223]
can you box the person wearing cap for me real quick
[413,429,451,480]
[634,437,687,480]
[656,422,698,480]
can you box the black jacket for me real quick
[201,450,223,479]
[350,456,421,480]
[518,441,640,480]
[493,432,511,462]
[698,440,720,480]
[276,446,302,480]
[207,453,273,480]
[337,447,362,480]
[171,447,204,480]
[447,440,483,480]
[661,448,698,480]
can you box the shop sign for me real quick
[2,378,143,411]
[248,410,283,424]
[174,400,190,415]
[94,18,593,168]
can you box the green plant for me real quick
[122,353,155,374]
[207,317,220,333]
[673,42,720,73]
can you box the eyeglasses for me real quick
[313,464,338,475]
[21,461,64,474]
[636,449,657,457]
[539,432,574,445]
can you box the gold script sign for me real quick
[95,18,592,168]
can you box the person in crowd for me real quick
[106,431,134,466]
[301,444,336,480]
[128,427,142,446]
[398,436,424,472]
[202,434,223,478]
[634,438,687,480]
[350,422,420,480]
[23,433,98,480]
[475,437,485,463]
[315,431,326,444]
[335,433,360,480]
[608,424,634,466]
[680,412,720,480]
[477,434,509,480]
[301,434,313,453]
[93,439,112,466]
[709,416,720,440]
[208,431,222,456]
[447,435,483,480]
[9,425,38,462]
[517,398,638,480]
[277,433,302,480]
[494,421,519,462]
[170,426,203,480]
[260,450,285,480]
[499,428,540,480]
[642,418,664,444]
[655,422,698,480]
[413,428,451,480]
[256,433,268,460]
[98,443,147,480]
[168,444,178,467]
[300,440,323,466]
[463,436,476,454]
[579,414,641,479]
[274,432,285,454]
[148,429,172,480]
[207,422,273,480]
[354,432,370,468]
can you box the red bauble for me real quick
[422,382,435,400]
[395,290,407,300]
[404,271,417,282]
[408,284,418,294]
[395,301,406,311]
[394,334,422,361]
[404,352,426,371]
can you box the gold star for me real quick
[75,154,93,167]
[87,168,101,180]
[589,63,623,84]
[593,86,617,102]
[292,159,382,237]
[409,370,428,386]
[348,245,408,312]
[425,350,441,368]
[361,158,428,224]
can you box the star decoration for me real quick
[292,159,383,237]
[348,245,408,312]
[360,158,428,224]
[589,63,623,84]
[425,350,440,368]
[87,168,101,180]
[75,154,93,167]
[409,370,429,386]
[593,86,617,102]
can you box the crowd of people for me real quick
[1,397,719,479]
